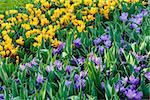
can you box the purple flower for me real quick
[122,76,128,84]
[136,27,141,33]
[0,94,4,100]
[73,38,81,48]
[75,79,86,90]
[74,74,80,81]
[46,64,54,72]
[66,66,74,74]
[98,46,104,54]
[93,38,101,45]
[115,84,120,92]
[128,75,139,85]
[93,57,102,66]
[135,17,143,25]
[65,80,72,87]
[26,63,32,68]
[141,9,148,16]
[36,74,44,84]
[145,72,150,81]
[101,34,110,41]
[120,12,128,22]
[20,64,26,71]
[104,40,112,48]
[129,85,136,90]
[125,89,137,99]
[101,82,105,89]
[31,58,38,66]
[134,66,141,73]
[120,86,125,93]
[89,52,95,61]
[80,71,87,79]
[130,23,138,29]
[77,57,85,65]
[134,91,143,100]
[54,60,63,71]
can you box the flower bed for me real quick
[0,0,149,99]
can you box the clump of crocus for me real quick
[93,34,112,51]
[74,71,87,90]
[120,12,128,22]
[89,52,103,71]
[36,74,44,84]
[125,88,143,99]
[129,9,148,33]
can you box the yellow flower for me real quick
[0,51,6,57]
[0,45,3,51]
[6,50,10,55]
[22,24,31,30]
[51,38,60,48]
[89,7,98,15]
[0,14,4,20]
[84,0,93,6]
[25,31,31,38]
[16,36,24,46]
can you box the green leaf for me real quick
[11,80,19,97]
[39,80,48,100]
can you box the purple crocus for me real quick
[80,71,87,79]
[125,89,137,99]
[93,57,102,66]
[120,86,125,93]
[66,66,74,74]
[89,52,95,61]
[0,94,4,100]
[134,66,141,73]
[104,40,112,48]
[26,63,32,68]
[130,23,138,29]
[46,64,54,72]
[93,38,101,45]
[75,79,86,90]
[31,58,38,66]
[128,75,139,85]
[98,46,104,54]
[20,64,26,71]
[120,12,128,22]
[65,80,72,87]
[73,38,81,48]
[134,91,143,100]
[74,74,80,81]
[101,34,110,41]
[77,57,85,65]
[36,74,44,84]
[136,27,141,33]
[54,60,63,71]
[145,72,150,81]
[141,9,148,16]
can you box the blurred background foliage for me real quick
[0,0,32,13]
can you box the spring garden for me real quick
[0,0,150,99]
